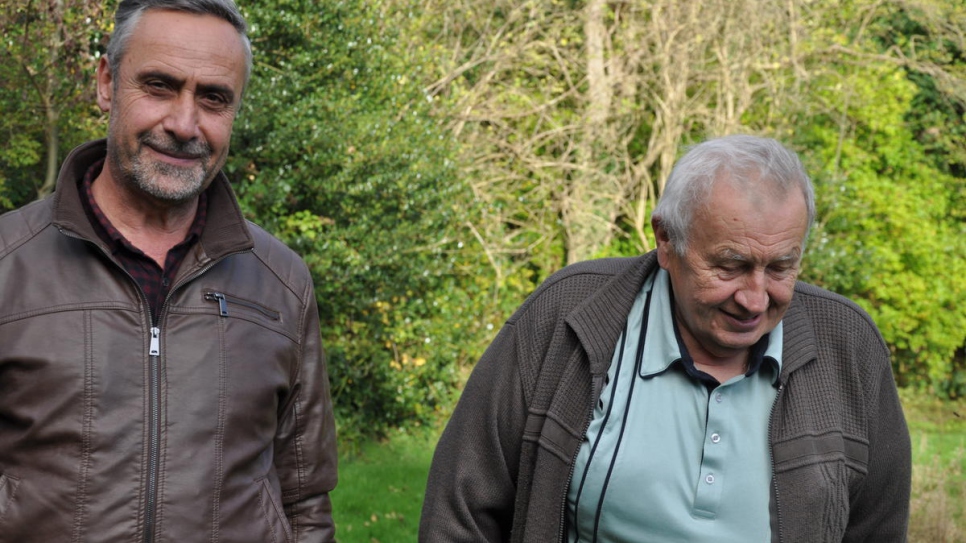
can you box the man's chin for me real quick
[713,330,767,353]
[135,179,207,204]
[134,166,208,202]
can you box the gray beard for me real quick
[114,131,214,204]
[129,155,209,203]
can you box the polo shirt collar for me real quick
[639,268,783,385]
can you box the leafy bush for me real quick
[228,0,492,439]
[796,61,966,395]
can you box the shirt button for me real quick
[705,474,716,485]
[715,392,724,403]
[711,433,721,443]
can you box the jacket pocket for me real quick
[256,476,293,543]
[202,290,296,342]
[0,472,21,523]
[204,291,281,321]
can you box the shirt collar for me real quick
[79,158,209,253]
[639,268,783,384]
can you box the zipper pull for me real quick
[205,292,229,316]
[149,327,161,356]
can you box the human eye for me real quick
[143,78,172,94]
[768,261,798,277]
[203,92,227,105]
[199,91,233,111]
[714,261,745,278]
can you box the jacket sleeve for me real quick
[844,338,911,541]
[419,320,529,542]
[275,280,339,543]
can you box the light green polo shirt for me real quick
[566,268,782,542]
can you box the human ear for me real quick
[96,56,114,113]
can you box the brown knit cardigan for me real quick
[420,252,910,543]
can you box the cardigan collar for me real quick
[564,251,819,381]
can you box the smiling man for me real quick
[0,1,337,542]
[420,135,911,542]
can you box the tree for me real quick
[229,0,484,439]
[791,0,966,395]
[418,0,806,280]
[416,0,966,392]
[0,0,111,208]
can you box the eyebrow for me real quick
[721,248,802,264]
[138,71,236,103]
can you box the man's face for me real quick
[655,178,809,362]
[96,9,247,204]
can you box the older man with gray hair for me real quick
[421,135,910,542]
[0,1,337,541]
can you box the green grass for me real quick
[331,391,966,542]
[902,389,966,543]
[331,426,438,543]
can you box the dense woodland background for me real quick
[2,0,964,439]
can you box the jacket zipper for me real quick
[59,228,166,543]
[769,382,786,543]
[140,260,236,543]
[144,327,162,543]
[204,291,281,320]
[59,226,249,543]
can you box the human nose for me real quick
[735,270,768,314]
[162,93,201,142]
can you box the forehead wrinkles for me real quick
[123,12,245,88]
[695,200,806,263]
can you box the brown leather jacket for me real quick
[0,140,338,542]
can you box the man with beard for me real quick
[0,1,337,542]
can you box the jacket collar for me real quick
[564,250,819,379]
[565,252,658,375]
[51,139,254,265]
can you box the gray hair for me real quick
[106,0,252,89]
[652,134,816,255]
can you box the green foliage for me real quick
[3,0,965,433]
[797,59,966,395]
[0,0,112,207]
[0,133,41,209]
[229,0,489,438]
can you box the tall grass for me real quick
[331,390,966,542]
[904,390,966,543]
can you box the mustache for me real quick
[139,132,211,160]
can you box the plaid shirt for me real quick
[80,160,208,323]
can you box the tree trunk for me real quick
[38,107,60,198]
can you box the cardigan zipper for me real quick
[558,372,604,543]
[561,283,652,542]
[769,382,786,543]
